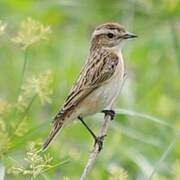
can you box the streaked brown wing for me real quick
[43,52,119,150]
[54,52,119,121]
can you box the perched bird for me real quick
[43,22,137,151]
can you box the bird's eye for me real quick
[107,33,114,38]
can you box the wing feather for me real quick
[59,52,119,118]
[43,51,119,150]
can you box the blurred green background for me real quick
[0,0,179,179]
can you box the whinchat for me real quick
[43,22,137,151]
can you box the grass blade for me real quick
[149,134,180,179]
[112,122,162,148]
[115,108,174,129]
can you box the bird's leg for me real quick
[102,110,115,120]
[78,116,97,139]
[78,116,105,152]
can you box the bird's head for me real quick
[91,22,137,49]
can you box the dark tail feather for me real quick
[42,122,63,150]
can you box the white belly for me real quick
[77,55,124,117]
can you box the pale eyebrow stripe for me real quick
[93,29,118,36]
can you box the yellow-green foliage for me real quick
[17,70,53,111]
[0,17,56,180]
[0,20,7,36]
[0,131,11,156]
[0,0,179,179]
[108,164,128,180]
[13,117,28,137]
[172,160,180,180]
[9,142,53,179]
[0,99,12,115]
[12,17,51,50]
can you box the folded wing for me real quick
[43,52,119,150]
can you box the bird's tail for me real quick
[42,120,63,150]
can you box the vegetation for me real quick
[0,0,179,179]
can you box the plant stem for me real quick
[17,47,29,99]
[21,94,37,119]
[11,47,29,120]
[10,94,37,138]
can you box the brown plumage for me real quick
[43,22,137,150]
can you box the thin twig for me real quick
[80,75,127,180]
[80,114,111,180]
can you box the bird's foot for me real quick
[94,135,106,152]
[102,110,115,120]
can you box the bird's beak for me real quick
[122,32,138,39]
